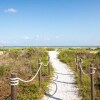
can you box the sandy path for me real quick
[42,51,81,100]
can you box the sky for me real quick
[0,0,100,46]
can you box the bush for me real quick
[0,48,54,99]
[46,48,55,51]
[58,49,100,100]
[96,52,100,58]
[0,66,5,76]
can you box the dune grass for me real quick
[58,48,100,100]
[0,47,54,100]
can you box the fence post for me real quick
[38,59,41,88]
[48,56,50,75]
[75,56,78,72]
[79,58,82,84]
[11,73,17,100]
[90,64,95,100]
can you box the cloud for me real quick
[0,40,9,46]
[23,36,30,40]
[0,40,22,46]
[4,8,17,13]
[43,38,50,41]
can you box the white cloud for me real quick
[0,40,9,46]
[4,8,17,13]
[0,40,22,46]
[23,36,30,40]
[43,38,50,41]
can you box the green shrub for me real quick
[96,52,100,58]
[46,48,55,51]
[0,66,5,76]
[58,49,100,100]
[0,48,54,99]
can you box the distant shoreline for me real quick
[0,46,100,49]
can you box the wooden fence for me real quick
[75,56,96,100]
[10,55,97,100]
[10,57,50,100]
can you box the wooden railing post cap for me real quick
[11,73,17,77]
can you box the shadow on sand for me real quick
[55,72,74,76]
[44,82,62,100]
[44,72,77,100]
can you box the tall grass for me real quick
[0,66,5,76]
[0,47,54,100]
[58,49,100,100]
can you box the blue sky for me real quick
[0,0,100,46]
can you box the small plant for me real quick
[46,48,55,51]
[96,51,100,58]
[0,65,5,76]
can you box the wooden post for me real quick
[38,59,41,88]
[90,64,95,100]
[11,73,17,100]
[79,58,82,84]
[48,56,50,75]
[75,56,78,72]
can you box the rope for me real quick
[75,58,77,63]
[10,78,19,86]
[10,62,43,85]
[79,63,89,76]
[90,67,96,75]
[79,62,96,76]
[18,64,42,82]
[42,61,50,67]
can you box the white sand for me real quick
[42,51,82,100]
[0,51,3,55]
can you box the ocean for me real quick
[0,46,100,49]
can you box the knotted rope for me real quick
[79,62,89,76]
[42,61,50,67]
[77,57,96,76]
[10,62,43,86]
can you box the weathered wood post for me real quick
[75,56,78,72]
[11,73,17,100]
[90,64,96,100]
[48,56,50,75]
[38,59,41,88]
[79,58,82,84]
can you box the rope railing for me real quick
[42,61,50,67]
[75,56,96,76]
[12,65,42,84]
[89,66,96,75]
[10,62,43,85]
[75,56,96,100]
[10,61,50,85]
[78,62,89,76]
[10,58,50,100]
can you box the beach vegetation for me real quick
[0,47,53,100]
[58,48,100,100]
